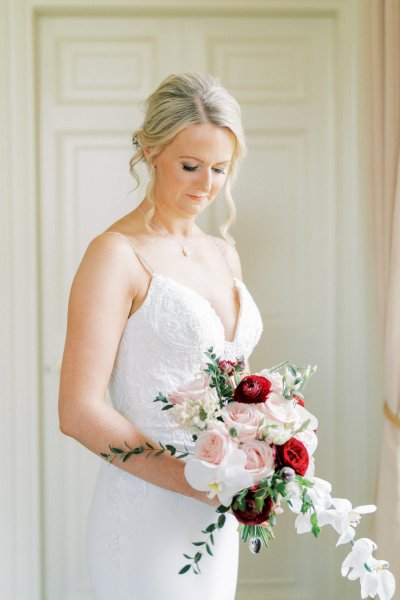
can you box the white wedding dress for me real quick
[85,232,263,600]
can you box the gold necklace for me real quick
[139,206,194,257]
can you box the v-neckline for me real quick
[127,272,243,345]
[154,274,242,344]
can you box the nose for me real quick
[197,167,212,194]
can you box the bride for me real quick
[58,72,263,599]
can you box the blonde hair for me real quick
[129,72,247,244]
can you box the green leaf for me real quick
[154,450,164,456]
[194,552,202,563]
[205,523,216,533]
[255,498,264,512]
[192,541,205,546]
[122,452,135,462]
[109,446,124,454]
[100,452,110,458]
[178,564,191,575]
[216,505,230,513]
[161,404,174,411]
[287,365,297,376]
[312,525,321,538]
[199,407,207,421]
[166,444,176,455]
[154,392,168,403]
[132,446,144,454]
[206,543,213,556]
[217,514,226,529]
[210,533,214,545]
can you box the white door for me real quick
[39,13,346,600]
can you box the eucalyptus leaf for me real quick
[217,514,226,529]
[178,565,191,575]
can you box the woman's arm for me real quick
[58,233,217,506]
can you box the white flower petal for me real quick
[336,526,356,546]
[377,569,396,600]
[294,512,312,534]
[184,459,218,492]
[354,504,377,515]
[361,572,379,599]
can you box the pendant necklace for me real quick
[139,206,195,257]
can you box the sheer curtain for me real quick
[367,0,400,586]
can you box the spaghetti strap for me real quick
[104,231,156,276]
[208,235,235,278]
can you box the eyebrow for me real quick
[179,155,231,165]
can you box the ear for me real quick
[143,147,157,169]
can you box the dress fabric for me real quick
[85,233,264,600]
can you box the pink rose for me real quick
[194,428,232,465]
[260,392,298,425]
[241,440,276,482]
[222,402,264,441]
[168,375,210,405]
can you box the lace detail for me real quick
[108,272,263,449]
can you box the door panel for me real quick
[39,13,342,599]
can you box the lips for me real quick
[187,194,206,200]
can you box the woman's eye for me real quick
[213,168,226,175]
[182,164,198,172]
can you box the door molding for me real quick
[0,1,368,598]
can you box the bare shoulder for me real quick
[79,231,143,285]
[68,231,146,324]
[209,235,243,280]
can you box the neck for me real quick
[140,198,197,239]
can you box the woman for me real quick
[59,72,263,599]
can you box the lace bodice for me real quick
[107,233,263,451]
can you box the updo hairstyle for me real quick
[129,72,247,243]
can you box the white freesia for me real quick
[317,498,376,546]
[260,420,292,445]
[184,447,253,507]
[170,388,220,431]
[341,538,395,600]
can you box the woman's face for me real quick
[150,122,236,218]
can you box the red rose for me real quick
[276,438,309,476]
[232,489,274,526]
[233,375,272,404]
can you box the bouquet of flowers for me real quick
[102,348,395,600]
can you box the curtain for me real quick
[368,0,400,586]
